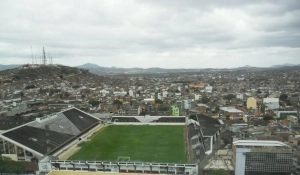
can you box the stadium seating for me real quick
[3,126,73,154]
[111,117,140,123]
[1,108,100,156]
[151,117,185,123]
[63,108,99,131]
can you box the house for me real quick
[220,107,244,120]
[189,83,205,89]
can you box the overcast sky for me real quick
[0,0,300,68]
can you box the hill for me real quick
[0,64,22,71]
[0,64,113,86]
[270,63,300,68]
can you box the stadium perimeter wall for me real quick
[46,160,198,175]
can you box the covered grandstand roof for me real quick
[0,120,32,131]
[0,108,99,156]
[197,114,221,136]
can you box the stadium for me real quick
[0,107,222,175]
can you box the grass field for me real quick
[69,125,187,163]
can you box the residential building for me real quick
[220,107,244,119]
[232,140,292,175]
[247,97,257,111]
[171,105,179,116]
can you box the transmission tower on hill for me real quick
[42,47,47,65]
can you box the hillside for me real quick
[0,64,113,86]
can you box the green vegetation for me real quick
[25,85,36,89]
[0,156,26,174]
[113,99,122,105]
[279,94,288,101]
[202,96,210,104]
[206,169,229,175]
[70,125,187,163]
[262,114,274,120]
[89,99,100,107]
[223,94,235,101]
[155,99,163,104]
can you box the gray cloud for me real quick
[0,0,299,68]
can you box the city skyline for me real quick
[0,0,300,68]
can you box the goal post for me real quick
[117,156,130,162]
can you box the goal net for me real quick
[117,156,130,162]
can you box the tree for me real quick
[202,96,210,104]
[279,94,288,101]
[0,156,26,174]
[286,100,292,106]
[208,80,216,86]
[113,99,122,105]
[257,89,262,94]
[25,85,36,89]
[189,114,197,121]
[155,99,163,104]
[224,94,235,101]
[262,114,274,120]
[89,99,100,107]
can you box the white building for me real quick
[162,90,168,97]
[205,86,213,93]
[236,93,243,100]
[195,94,202,101]
[128,89,134,97]
[263,98,279,110]
[232,140,292,175]
[100,89,110,97]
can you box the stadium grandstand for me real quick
[0,108,220,175]
[187,119,206,164]
[0,108,100,161]
[111,116,186,124]
[197,114,222,155]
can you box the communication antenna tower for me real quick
[31,46,34,64]
[42,47,47,65]
[48,53,51,64]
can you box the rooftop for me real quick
[0,108,99,156]
[233,140,288,147]
[220,107,243,113]
[197,114,221,136]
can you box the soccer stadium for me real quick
[0,107,222,175]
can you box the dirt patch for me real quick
[59,146,82,160]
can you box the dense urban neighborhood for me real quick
[0,64,300,175]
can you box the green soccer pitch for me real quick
[69,125,187,163]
